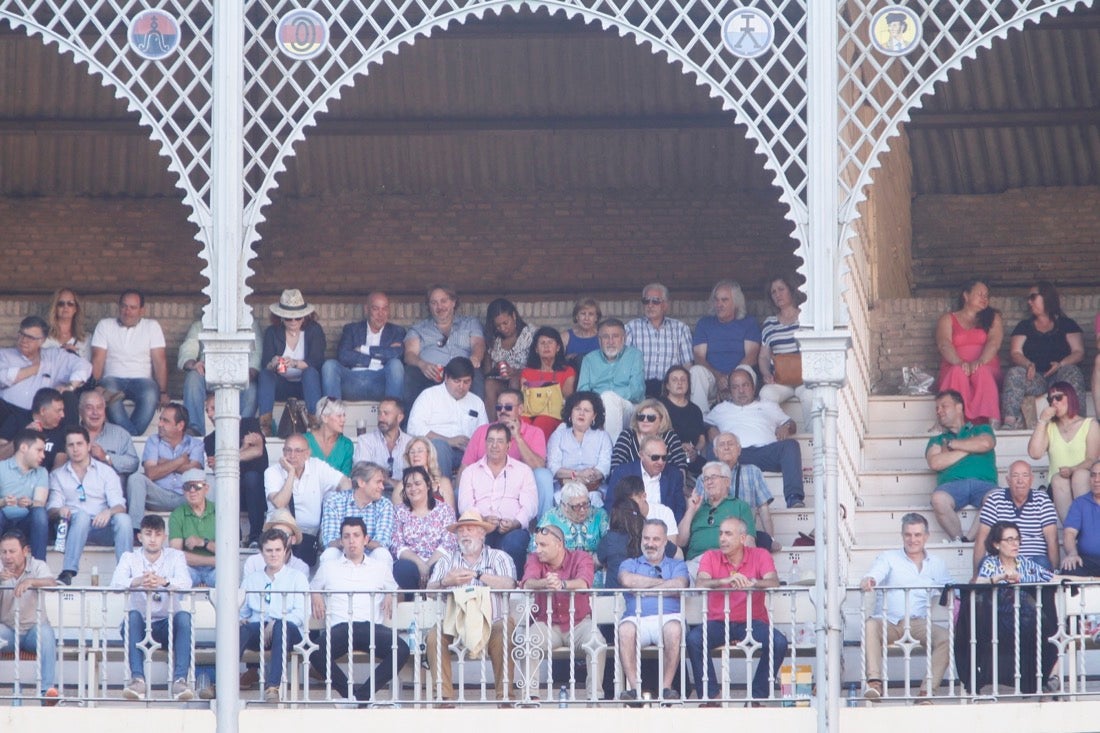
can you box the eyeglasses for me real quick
[702,474,726,483]
[283,316,304,322]
[16,331,44,342]
[76,484,86,502]
[1047,393,1066,404]
[1027,293,1041,301]
[999,536,1021,544]
[637,413,659,423]
[647,454,668,462]
[642,297,664,306]
[56,300,77,308]
[565,501,591,511]
[283,447,308,454]
[495,403,516,413]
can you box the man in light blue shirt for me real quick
[860,512,952,701]
[578,318,645,439]
[239,527,309,703]
[125,403,204,529]
[0,429,49,560]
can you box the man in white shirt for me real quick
[48,425,132,585]
[90,290,168,436]
[407,357,487,478]
[111,514,195,701]
[860,513,952,702]
[353,398,412,490]
[264,433,351,567]
[704,365,805,509]
[308,517,409,703]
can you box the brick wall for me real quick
[871,294,1100,393]
[863,128,913,299]
[0,189,802,302]
[912,186,1100,292]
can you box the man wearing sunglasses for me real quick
[168,469,217,587]
[607,434,686,523]
[459,388,554,517]
[47,425,132,585]
[676,461,755,573]
[925,389,998,543]
[625,283,694,399]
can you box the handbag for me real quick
[773,352,803,387]
[524,382,565,419]
[277,397,311,438]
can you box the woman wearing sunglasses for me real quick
[609,398,687,474]
[1001,281,1085,429]
[1028,382,1100,521]
[257,289,325,435]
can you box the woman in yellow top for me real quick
[1028,382,1100,522]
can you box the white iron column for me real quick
[806,2,846,732]
[211,0,246,730]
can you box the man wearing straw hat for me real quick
[424,509,516,703]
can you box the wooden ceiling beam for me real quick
[908,107,1100,130]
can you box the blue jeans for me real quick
[740,440,804,507]
[188,566,217,587]
[240,620,302,687]
[429,438,464,480]
[309,621,410,701]
[687,620,788,700]
[485,528,530,579]
[62,509,133,572]
[934,478,995,510]
[123,610,193,681]
[182,370,258,435]
[100,376,159,436]
[321,359,405,402]
[533,467,555,519]
[0,507,48,560]
[241,469,266,544]
[0,623,56,692]
[257,368,322,417]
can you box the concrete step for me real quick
[869,394,1095,435]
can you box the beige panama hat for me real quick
[446,509,496,533]
[269,289,315,319]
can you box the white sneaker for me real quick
[122,678,146,700]
[173,679,195,701]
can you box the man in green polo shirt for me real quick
[168,469,216,587]
[926,389,998,543]
[676,461,755,572]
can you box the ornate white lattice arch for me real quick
[240,0,812,283]
[838,0,1096,235]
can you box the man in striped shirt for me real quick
[971,460,1058,573]
[626,283,694,398]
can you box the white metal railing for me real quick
[7,580,1100,707]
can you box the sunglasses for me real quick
[437,334,449,348]
[1027,293,1041,301]
[647,454,668,462]
[1047,393,1066,405]
[707,506,719,526]
[535,526,565,542]
[76,484,86,502]
[641,297,664,306]
[263,581,272,606]
[283,316,304,322]
[651,564,664,578]
[56,300,77,308]
[495,403,516,412]
[637,413,659,423]
[183,483,206,492]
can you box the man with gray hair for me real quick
[689,280,761,411]
[626,284,693,398]
[578,318,645,439]
[859,512,951,702]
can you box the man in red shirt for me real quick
[519,524,606,701]
[685,516,787,704]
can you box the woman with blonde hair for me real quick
[306,396,354,475]
[609,398,687,473]
[44,287,90,360]
[394,436,455,509]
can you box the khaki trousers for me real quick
[864,617,950,694]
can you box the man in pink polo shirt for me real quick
[519,524,606,700]
[459,388,554,518]
[685,516,787,704]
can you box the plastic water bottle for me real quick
[846,682,859,707]
[54,519,68,553]
[788,556,800,585]
[558,684,569,707]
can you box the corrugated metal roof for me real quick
[907,6,1100,195]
